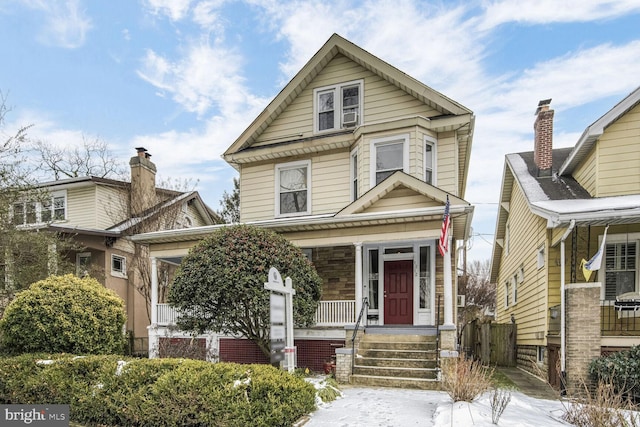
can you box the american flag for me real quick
[438,196,450,257]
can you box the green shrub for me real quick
[0,355,316,426]
[589,345,640,399]
[0,274,126,355]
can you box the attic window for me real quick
[314,80,363,133]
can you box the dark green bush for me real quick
[0,274,126,355]
[589,345,640,399]
[0,354,316,426]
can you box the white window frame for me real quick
[369,134,410,188]
[313,79,363,133]
[350,148,358,202]
[13,190,67,226]
[424,135,437,185]
[275,160,312,217]
[512,274,518,305]
[537,244,545,269]
[602,233,640,300]
[505,280,511,308]
[111,254,127,278]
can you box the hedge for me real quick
[589,345,640,399]
[0,354,316,426]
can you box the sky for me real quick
[1,0,640,264]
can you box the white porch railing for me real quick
[314,300,356,326]
[155,300,356,327]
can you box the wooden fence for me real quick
[465,321,516,366]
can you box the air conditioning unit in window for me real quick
[342,111,358,127]
[457,295,466,308]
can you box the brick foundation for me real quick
[219,338,345,372]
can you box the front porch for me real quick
[156,300,357,327]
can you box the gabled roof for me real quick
[559,86,640,175]
[338,171,464,216]
[223,33,472,159]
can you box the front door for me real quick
[384,260,413,324]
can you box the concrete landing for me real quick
[497,367,559,400]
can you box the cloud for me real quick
[143,0,194,21]
[19,0,92,48]
[479,0,640,30]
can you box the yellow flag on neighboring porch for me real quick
[580,226,609,281]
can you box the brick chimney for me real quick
[129,147,157,217]
[534,99,554,177]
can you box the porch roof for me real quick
[130,204,473,245]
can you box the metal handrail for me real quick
[351,297,369,375]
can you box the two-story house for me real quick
[491,87,640,392]
[134,34,475,375]
[6,148,219,353]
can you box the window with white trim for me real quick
[314,80,362,132]
[350,149,358,201]
[370,135,409,187]
[505,280,511,307]
[276,161,311,216]
[425,136,436,185]
[604,240,637,300]
[537,244,545,269]
[512,274,518,305]
[111,254,127,278]
[419,246,432,309]
[13,191,66,226]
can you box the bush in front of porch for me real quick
[168,225,322,359]
[0,353,316,426]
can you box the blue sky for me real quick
[1,0,640,264]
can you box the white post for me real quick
[443,236,454,327]
[560,220,575,395]
[354,243,363,319]
[285,277,295,373]
[151,257,158,325]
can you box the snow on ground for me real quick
[306,387,571,427]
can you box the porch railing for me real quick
[155,300,356,327]
[601,299,640,335]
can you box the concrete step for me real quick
[361,333,437,343]
[352,365,439,379]
[350,374,441,390]
[359,341,437,351]
[359,349,436,359]
[355,357,437,369]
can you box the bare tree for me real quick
[32,136,127,180]
[217,176,239,223]
[457,259,496,347]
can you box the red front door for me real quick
[384,260,413,324]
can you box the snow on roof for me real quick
[506,153,549,202]
[533,194,640,215]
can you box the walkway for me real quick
[497,367,558,400]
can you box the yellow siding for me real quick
[435,132,457,195]
[239,150,351,222]
[66,186,97,228]
[363,188,440,213]
[495,182,549,345]
[573,145,597,196]
[597,103,640,196]
[254,53,438,146]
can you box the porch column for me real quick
[150,256,158,325]
[354,242,363,320]
[443,236,454,327]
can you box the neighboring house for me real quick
[7,148,219,353]
[491,87,640,392]
[133,34,475,374]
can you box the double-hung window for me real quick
[111,254,127,278]
[424,136,436,185]
[276,161,311,217]
[350,149,358,201]
[314,80,363,132]
[370,134,409,187]
[604,239,637,300]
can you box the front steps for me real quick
[350,332,440,390]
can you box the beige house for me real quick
[9,148,218,353]
[134,34,474,379]
[491,87,640,392]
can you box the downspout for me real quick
[560,219,575,395]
